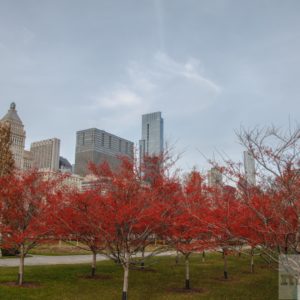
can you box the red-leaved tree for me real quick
[51,189,106,277]
[0,170,64,285]
[90,157,166,300]
[165,170,214,290]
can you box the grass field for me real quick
[0,252,278,300]
[28,242,91,256]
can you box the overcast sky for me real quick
[0,0,299,171]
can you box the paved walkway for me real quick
[0,254,107,267]
[0,251,175,267]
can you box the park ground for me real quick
[0,252,277,300]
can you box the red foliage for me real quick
[0,170,65,284]
[52,189,105,252]
[0,170,62,251]
[164,171,214,255]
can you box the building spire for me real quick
[10,102,16,110]
[1,102,23,126]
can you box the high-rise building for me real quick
[0,102,26,169]
[139,112,164,162]
[74,128,134,176]
[30,138,60,171]
[207,167,223,187]
[23,150,33,170]
[243,151,256,185]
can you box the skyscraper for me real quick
[74,128,134,176]
[0,102,26,169]
[30,138,60,171]
[243,151,256,185]
[139,112,164,161]
[207,167,223,187]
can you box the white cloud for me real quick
[96,88,142,109]
[153,52,221,93]
[82,51,221,148]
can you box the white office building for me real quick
[243,151,256,185]
[30,138,60,171]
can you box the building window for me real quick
[109,136,112,149]
[119,139,122,152]
[147,124,150,141]
[81,133,85,145]
[146,124,150,154]
[101,133,105,147]
[125,142,128,154]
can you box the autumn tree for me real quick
[0,122,14,177]
[213,124,300,289]
[165,170,214,290]
[235,125,300,256]
[52,189,106,277]
[90,156,173,300]
[209,184,246,279]
[0,170,64,285]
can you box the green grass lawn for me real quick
[28,242,91,256]
[0,253,277,300]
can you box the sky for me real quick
[0,0,300,172]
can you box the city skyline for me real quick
[1,1,299,171]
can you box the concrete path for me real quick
[0,254,107,267]
[0,251,175,267]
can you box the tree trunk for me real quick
[223,249,228,279]
[175,250,179,265]
[18,245,25,285]
[202,251,205,263]
[250,248,254,273]
[122,252,129,300]
[185,255,190,289]
[141,248,145,269]
[91,251,97,277]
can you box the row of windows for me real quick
[78,132,131,154]
[11,136,24,146]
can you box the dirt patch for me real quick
[167,287,206,294]
[0,282,40,288]
[80,274,112,280]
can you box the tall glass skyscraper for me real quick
[139,112,164,161]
